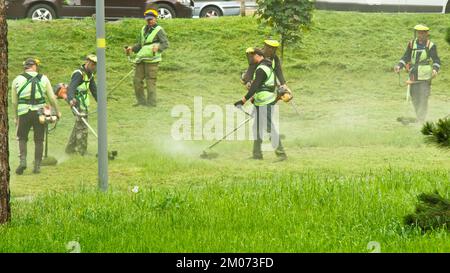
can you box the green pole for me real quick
[95,0,108,191]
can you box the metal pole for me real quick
[96,0,108,191]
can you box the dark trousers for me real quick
[252,103,285,157]
[133,62,159,106]
[16,110,45,162]
[410,81,431,122]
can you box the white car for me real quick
[316,0,449,13]
[193,0,257,18]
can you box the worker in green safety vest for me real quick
[11,58,61,174]
[241,40,288,92]
[394,24,441,123]
[125,8,169,107]
[65,54,98,156]
[234,48,287,161]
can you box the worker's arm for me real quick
[156,28,169,52]
[67,71,83,103]
[11,78,18,122]
[429,44,441,72]
[89,77,98,102]
[132,31,143,53]
[43,76,61,116]
[243,64,256,84]
[396,42,412,71]
[235,68,267,106]
[274,55,286,85]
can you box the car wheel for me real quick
[157,4,176,19]
[200,6,222,18]
[27,4,56,21]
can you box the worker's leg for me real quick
[265,103,286,159]
[252,106,263,159]
[66,120,78,154]
[16,111,32,174]
[410,81,431,123]
[75,116,89,156]
[145,63,158,106]
[32,111,45,174]
[133,63,146,105]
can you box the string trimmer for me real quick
[38,106,59,166]
[200,106,253,159]
[71,106,118,160]
[107,50,160,100]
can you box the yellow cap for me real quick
[246,47,255,54]
[86,54,97,63]
[23,58,41,67]
[144,9,158,18]
[264,39,280,48]
[414,24,429,31]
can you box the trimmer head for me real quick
[200,150,219,160]
[41,156,58,166]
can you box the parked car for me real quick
[6,0,193,20]
[146,0,194,19]
[193,0,257,18]
[315,0,449,13]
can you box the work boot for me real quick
[274,152,288,162]
[15,159,27,175]
[33,160,41,174]
[16,140,27,175]
[274,143,287,162]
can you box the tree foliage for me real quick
[255,0,315,58]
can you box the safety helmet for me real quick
[144,9,158,19]
[246,47,255,54]
[86,54,97,63]
[264,39,280,48]
[414,24,430,31]
[23,58,40,68]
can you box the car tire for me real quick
[200,6,222,18]
[27,4,56,21]
[158,4,176,19]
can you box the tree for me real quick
[0,0,11,224]
[255,0,315,60]
[240,0,246,17]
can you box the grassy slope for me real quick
[1,11,449,252]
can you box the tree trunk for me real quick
[0,0,11,224]
[240,0,246,17]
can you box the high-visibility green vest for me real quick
[411,39,434,81]
[16,73,47,116]
[72,69,93,111]
[253,63,276,106]
[135,25,162,63]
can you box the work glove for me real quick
[124,46,132,55]
[432,69,438,78]
[69,99,78,107]
[234,99,245,107]
[394,65,401,73]
[152,45,159,54]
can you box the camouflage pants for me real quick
[66,115,88,155]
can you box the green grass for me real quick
[1,11,450,252]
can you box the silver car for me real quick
[193,0,257,18]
